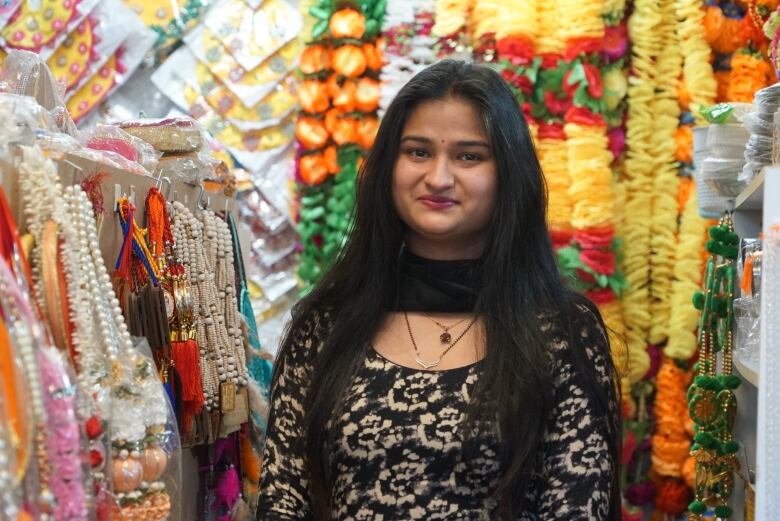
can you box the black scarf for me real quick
[391,248,481,313]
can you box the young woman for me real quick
[257,60,621,520]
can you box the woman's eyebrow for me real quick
[400,135,490,148]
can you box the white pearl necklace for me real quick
[200,209,248,388]
[170,201,223,410]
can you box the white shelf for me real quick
[735,169,765,211]
[735,355,759,388]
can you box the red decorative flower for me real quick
[622,430,638,465]
[562,70,579,97]
[573,227,614,249]
[496,36,534,63]
[501,67,516,84]
[538,122,565,140]
[564,37,602,60]
[90,448,104,468]
[582,63,603,98]
[520,102,533,122]
[585,287,616,305]
[580,248,616,275]
[543,91,572,116]
[86,416,103,439]
[564,106,605,126]
[513,74,534,96]
[576,268,597,284]
[540,52,563,69]
[549,229,572,248]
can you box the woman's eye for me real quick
[407,149,430,159]
[459,152,481,162]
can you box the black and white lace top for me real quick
[257,310,615,520]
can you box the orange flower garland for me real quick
[726,50,775,101]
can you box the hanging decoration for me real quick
[294,0,385,293]
[687,216,741,520]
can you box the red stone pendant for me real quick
[440,332,452,344]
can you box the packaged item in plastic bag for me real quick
[154,152,215,183]
[119,117,204,153]
[123,0,210,57]
[202,0,302,73]
[108,337,182,521]
[700,157,747,197]
[0,0,100,58]
[84,123,162,171]
[706,123,749,148]
[743,110,776,135]
[0,49,79,135]
[700,102,753,124]
[733,297,761,366]
[751,82,780,114]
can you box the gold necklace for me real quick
[404,311,477,370]
[425,315,468,344]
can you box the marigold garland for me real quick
[432,0,473,38]
[648,0,682,346]
[666,190,709,360]
[727,49,775,101]
[565,122,615,230]
[556,0,605,43]
[537,135,572,234]
[675,0,718,118]
[622,0,657,384]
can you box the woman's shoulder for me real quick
[286,300,335,355]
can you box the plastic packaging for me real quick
[181,25,301,107]
[700,157,747,197]
[35,129,152,176]
[751,82,780,114]
[0,49,79,136]
[202,0,302,73]
[119,117,204,153]
[700,102,752,124]
[84,124,162,172]
[706,123,749,150]
[154,152,215,184]
[733,297,761,366]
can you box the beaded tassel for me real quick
[687,214,741,520]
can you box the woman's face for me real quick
[392,96,498,260]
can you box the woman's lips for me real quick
[418,195,458,209]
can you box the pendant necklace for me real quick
[425,315,468,344]
[404,311,477,369]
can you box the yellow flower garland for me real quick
[649,0,682,346]
[494,0,538,40]
[674,0,717,119]
[622,0,658,384]
[471,0,500,39]
[565,123,616,230]
[556,0,605,42]
[536,0,563,53]
[433,0,474,37]
[537,137,572,232]
[665,190,709,359]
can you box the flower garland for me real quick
[379,0,436,115]
[295,0,385,292]
[432,0,474,57]
[648,0,682,347]
[676,0,718,118]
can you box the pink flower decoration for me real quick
[603,23,628,61]
[607,127,626,161]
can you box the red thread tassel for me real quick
[172,338,204,434]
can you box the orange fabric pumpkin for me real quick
[325,107,344,134]
[355,77,380,112]
[296,117,329,149]
[332,117,358,145]
[333,80,357,112]
[333,45,367,78]
[325,73,341,98]
[329,8,366,39]
[300,45,331,75]
[299,80,330,114]
[324,145,339,174]
[300,153,329,185]
[362,40,384,71]
[356,116,379,150]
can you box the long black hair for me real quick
[276,59,620,520]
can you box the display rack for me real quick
[733,165,780,520]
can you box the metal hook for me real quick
[63,159,84,186]
[196,184,210,210]
[159,176,172,200]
